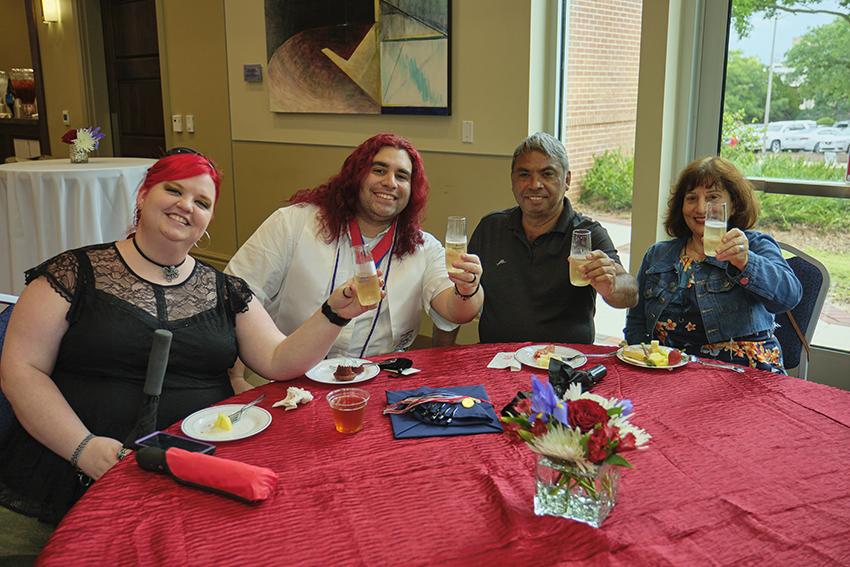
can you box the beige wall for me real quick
[0,0,33,74]
[158,0,237,263]
[35,0,88,157]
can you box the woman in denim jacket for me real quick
[625,157,802,373]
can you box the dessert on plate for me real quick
[333,364,365,381]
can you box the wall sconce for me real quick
[42,0,60,23]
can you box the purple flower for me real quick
[617,399,634,416]
[530,375,568,426]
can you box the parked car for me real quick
[835,120,848,130]
[808,127,850,153]
[762,121,818,152]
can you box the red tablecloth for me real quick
[38,344,850,566]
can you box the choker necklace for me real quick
[132,236,187,282]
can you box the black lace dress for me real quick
[0,243,253,523]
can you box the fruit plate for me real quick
[616,345,688,369]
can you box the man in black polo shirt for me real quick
[468,132,637,344]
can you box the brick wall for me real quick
[564,0,642,195]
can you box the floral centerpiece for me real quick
[62,127,104,163]
[501,376,650,527]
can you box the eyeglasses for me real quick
[163,147,217,169]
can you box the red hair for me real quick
[138,152,222,204]
[290,133,428,258]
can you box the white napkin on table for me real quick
[272,386,314,411]
[487,352,522,371]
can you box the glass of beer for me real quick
[445,216,467,274]
[703,202,727,257]
[327,388,370,433]
[569,229,592,287]
[353,245,381,305]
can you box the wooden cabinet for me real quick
[0,118,41,162]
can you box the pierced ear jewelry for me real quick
[194,230,212,249]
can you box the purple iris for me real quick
[617,399,634,416]
[530,375,568,426]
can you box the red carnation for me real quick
[61,129,77,144]
[530,419,548,436]
[567,399,609,433]
[617,432,637,453]
[587,425,619,464]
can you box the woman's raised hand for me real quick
[326,269,385,320]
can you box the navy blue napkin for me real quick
[385,385,503,439]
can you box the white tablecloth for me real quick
[0,158,154,295]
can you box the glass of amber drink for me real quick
[569,229,592,287]
[353,245,381,305]
[327,388,370,433]
[445,216,467,274]
[703,202,727,257]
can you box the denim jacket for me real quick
[625,230,802,345]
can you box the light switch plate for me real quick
[462,120,474,143]
[171,114,183,133]
[185,114,194,133]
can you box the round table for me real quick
[0,157,153,295]
[36,343,850,565]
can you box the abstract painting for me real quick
[265,0,450,115]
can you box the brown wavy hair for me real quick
[290,133,428,258]
[664,156,759,238]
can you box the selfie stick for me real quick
[123,329,173,449]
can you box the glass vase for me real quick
[534,455,620,527]
[69,145,89,164]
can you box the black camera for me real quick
[548,358,607,397]
[500,360,607,417]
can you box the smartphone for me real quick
[135,431,216,455]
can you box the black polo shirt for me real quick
[468,199,621,344]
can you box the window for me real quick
[556,0,644,345]
[719,0,850,353]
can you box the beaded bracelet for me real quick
[70,433,95,469]
[454,283,481,301]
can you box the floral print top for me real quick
[651,251,785,374]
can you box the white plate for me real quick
[616,345,688,370]
[180,405,272,442]
[305,357,380,385]
[514,345,587,370]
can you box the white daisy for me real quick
[528,424,593,471]
[74,128,98,152]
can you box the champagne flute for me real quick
[445,216,467,274]
[569,229,591,287]
[353,245,381,305]
[703,202,727,257]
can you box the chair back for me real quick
[774,243,829,379]
[1,294,18,447]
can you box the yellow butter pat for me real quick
[214,412,232,431]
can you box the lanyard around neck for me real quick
[329,224,397,358]
[348,219,396,267]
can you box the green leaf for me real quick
[605,454,633,468]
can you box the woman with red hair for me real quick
[0,149,375,523]
[227,133,484,365]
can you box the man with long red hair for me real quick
[226,133,483,363]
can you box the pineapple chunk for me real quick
[647,352,668,367]
[214,412,232,431]
[650,340,660,353]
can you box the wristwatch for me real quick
[321,300,351,327]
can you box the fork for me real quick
[228,393,266,424]
[561,351,618,362]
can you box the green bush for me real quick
[816,117,834,126]
[579,150,634,212]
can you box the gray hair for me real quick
[511,132,569,175]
